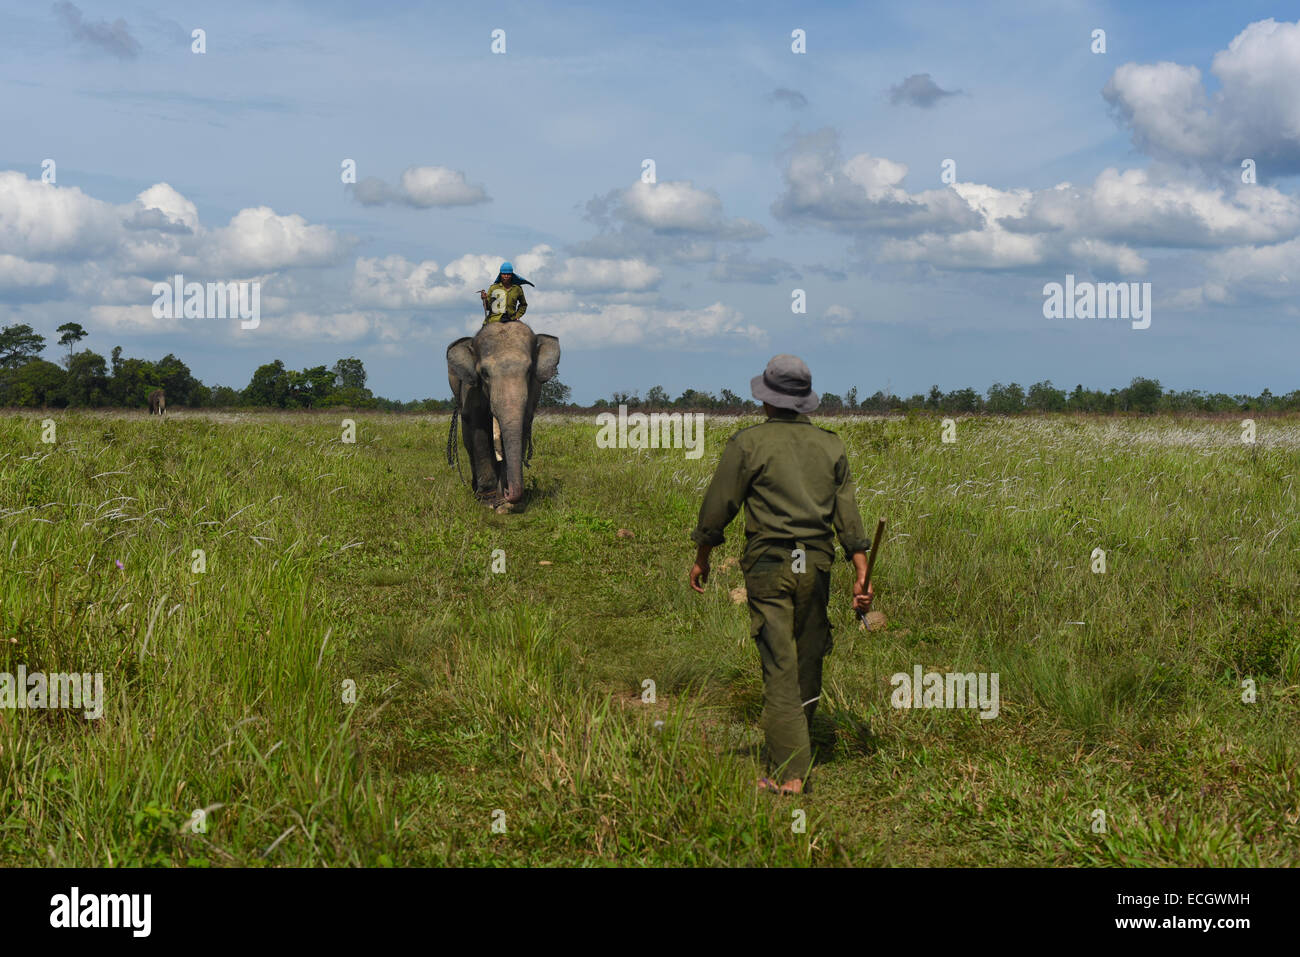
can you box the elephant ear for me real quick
[534,334,561,383]
[447,337,478,386]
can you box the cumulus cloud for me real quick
[1103,18,1300,175]
[352,245,660,310]
[351,165,490,207]
[207,207,353,272]
[888,73,960,108]
[1168,237,1300,308]
[772,129,981,235]
[0,254,59,292]
[1001,168,1300,248]
[547,257,662,291]
[474,301,766,349]
[0,171,122,259]
[130,183,199,232]
[586,180,766,239]
[53,2,141,59]
[773,125,1300,281]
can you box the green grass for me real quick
[1,408,1297,866]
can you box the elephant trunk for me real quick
[498,423,526,503]
[492,386,529,504]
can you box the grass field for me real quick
[1,409,1298,867]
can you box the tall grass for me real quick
[0,409,1296,865]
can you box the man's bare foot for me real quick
[757,777,803,795]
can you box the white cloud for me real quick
[130,183,199,232]
[1004,168,1300,247]
[0,254,58,289]
[209,207,353,272]
[0,171,121,259]
[586,179,767,242]
[354,245,660,308]
[546,257,661,291]
[472,301,766,348]
[351,165,490,207]
[1103,19,1300,174]
[772,130,981,235]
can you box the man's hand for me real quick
[853,579,874,613]
[851,550,874,612]
[689,544,712,593]
[478,289,488,300]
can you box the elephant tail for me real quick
[446,406,474,491]
[446,405,459,467]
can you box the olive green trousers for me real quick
[744,553,834,783]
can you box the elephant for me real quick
[148,389,166,415]
[446,321,560,506]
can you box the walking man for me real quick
[689,355,874,795]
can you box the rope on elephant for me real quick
[446,406,471,491]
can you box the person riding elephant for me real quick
[478,261,532,325]
[447,318,559,507]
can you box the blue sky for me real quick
[2,1,1299,401]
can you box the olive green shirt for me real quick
[484,282,527,323]
[691,409,871,570]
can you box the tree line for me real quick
[588,378,1300,414]
[0,323,453,411]
[1,323,1294,414]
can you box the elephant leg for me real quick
[459,390,502,498]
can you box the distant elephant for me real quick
[148,389,166,415]
[447,322,560,506]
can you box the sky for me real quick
[2,0,1299,402]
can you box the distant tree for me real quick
[288,365,337,407]
[243,359,291,407]
[7,359,66,407]
[845,386,858,410]
[0,324,46,369]
[109,357,161,407]
[539,378,571,408]
[209,384,241,407]
[333,357,367,391]
[675,388,716,409]
[1026,380,1067,412]
[645,385,670,407]
[611,390,639,407]
[56,323,88,367]
[925,385,943,410]
[945,387,982,413]
[156,353,203,407]
[1121,377,1161,413]
[718,388,743,409]
[64,350,109,406]
[986,382,1025,414]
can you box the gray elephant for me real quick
[148,389,165,415]
[446,321,560,506]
